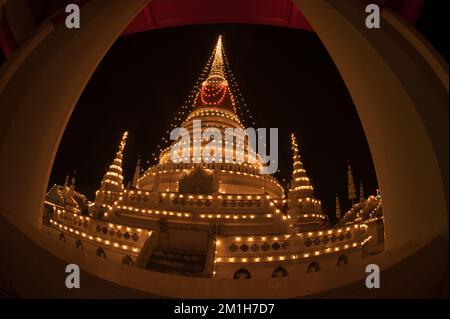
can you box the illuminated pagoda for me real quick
[44,36,383,280]
[287,133,325,232]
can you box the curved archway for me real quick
[293,0,448,250]
[307,261,320,273]
[337,255,348,267]
[272,266,288,278]
[96,247,106,258]
[75,239,84,250]
[122,255,134,266]
[233,268,251,279]
[0,0,150,227]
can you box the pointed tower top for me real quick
[347,162,357,201]
[193,36,236,111]
[336,194,341,219]
[291,133,298,151]
[118,131,128,154]
[209,35,225,78]
[359,181,364,201]
[112,131,128,165]
[132,156,141,188]
[70,175,76,191]
[98,131,128,193]
[289,133,314,195]
[287,133,322,215]
[63,173,69,189]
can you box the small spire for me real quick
[291,133,299,158]
[112,131,128,167]
[289,133,314,194]
[70,171,76,191]
[359,181,364,201]
[336,194,341,220]
[63,173,69,189]
[118,131,128,155]
[347,161,357,203]
[99,132,128,193]
[132,156,141,188]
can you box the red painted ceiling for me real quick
[122,0,424,36]
[0,0,425,58]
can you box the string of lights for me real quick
[151,43,217,165]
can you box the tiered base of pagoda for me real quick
[1,212,447,298]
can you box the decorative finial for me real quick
[70,172,76,191]
[291,133,299,158]
[359,181,364,202]
[289,133,314,194]
[97,132,128,194]
[336,194,341,220]
[347,161,357,204]
[118,131,128,154]
[209,35,225,77]
[132,156,141,188]
[71,170,76,184]
[63,173,69,189]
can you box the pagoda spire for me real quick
[63,173,69,189]
[359,181,365,202]
[100,131,128,192]
[336,194,341,220]
[347,161,357,204]
[132,156,141,188]
[70,172,76,191]
[289,133,314,196]
[287,133,323,223]
[192,35,236,112]
[209,35,225,78]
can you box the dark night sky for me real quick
[45,3,447,220]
